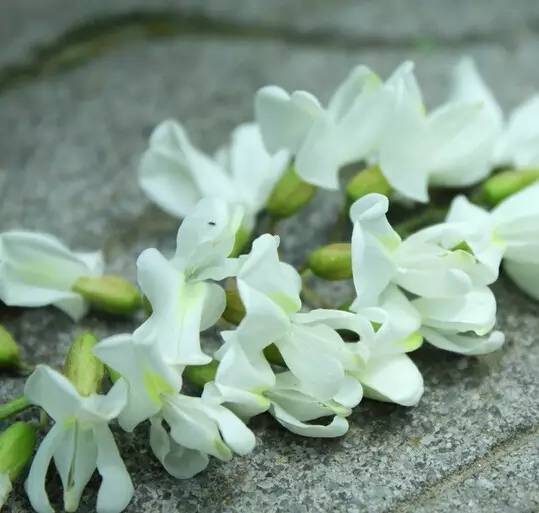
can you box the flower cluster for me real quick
[0,57,538,512]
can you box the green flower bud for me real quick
[223,286,246,325]
[0,422,36,482]
[184,361,218,388]
[308,243,352,280]
[0,326,21,370]
[229,226,251,257]
[63,333,104,396]
[481,168,539,206]
[72,275,142,315]
[263,344,285,366]
[266,166,316,219]
[0,396,32,421]
[346,165,391,204]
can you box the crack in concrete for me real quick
[0,8,535,94]
[385,423,539,513]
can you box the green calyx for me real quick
[266,166,317,219]
[0,326,21,370]
[72,275,142,315]
[346,165,391,204]
[223,286,246,325]
[481,168,539,206]
[229,226,251,257]
[308,243,352,281]
[0,422,37,481]
[184,361,219,388]
[64,333,104,396]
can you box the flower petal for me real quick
[503,259,539,301]
[360,354,424,406]
[94,424,134,513]
[421,327,504,355]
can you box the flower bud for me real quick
[308,243,352,280]
[264,344,285,366]
[64,333,104,396]
[0,422,36,506]
[229,226,251,257]
[184,361,218,388]
[0,326,21,370]
[481,168,539,206]
[72,275,142,315]
[266,166,316,219]
[223,286,246,325]
[346,165,391,204]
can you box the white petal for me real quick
[172,197,243,278]
[359,354,424,406]
[349,194,399,307]
[94,424,134,513]
[333,375,363,409]
[276,323,346,401]
[149,417,209,479]
[255,86,322,154]
[269,403,349,438]
[0,473,12,509]
[421,327,504,355]
[413,287,496,335]
[238,234,302,313]
[227,122,289,214]
[24,366,82,422]
[55,425,97,513]
[199,282,226,331]
[504,259,539,301]
[25,423,65,513]
[94,334,181,432]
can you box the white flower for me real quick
[377,59,498,202]
[455,57,539,168]
[139,121,288,231]
[24,366,133,513]
[350,193,504,355]
[149,389,255,479]
[446,183,539,300]
[94,334,255,478]
[134,197,243,366]
[255,62,418,190]
[0,231,103,320]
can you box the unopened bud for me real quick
[0,326,21,370]
[308,243,352,280]
[266,166,316,219]
[184,361,218,388]
[72,275,142,315]
[223,286,246,325]
[481,168,539,206]
[64,333,104,396]
[0,422,36,506]
[346,165,391,204]
[229,226,251,257]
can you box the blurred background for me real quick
[0,2,538,512]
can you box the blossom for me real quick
[95,334,255,478]
[453,57,539,168]
[0,231,103,320]
[446,183,539,300]
[255,62,417,190]
[139,121,288,231]
[350,193,504,355]
[133,197,243,366]
[24,366,133,513]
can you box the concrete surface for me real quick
[0,1,538,512]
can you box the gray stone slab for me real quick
[0,14,538,513]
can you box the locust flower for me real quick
[350,194,504,355]
[0,231,103,320]
[24,366,133,513]
[453,57,539,168]
[446,183,539,301]
[376,59,498,202]
[95,334,255,478]
[133,197,243,366]
[255,62,417,190]
[139,121,288,233]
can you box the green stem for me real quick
[0,396,32,420]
